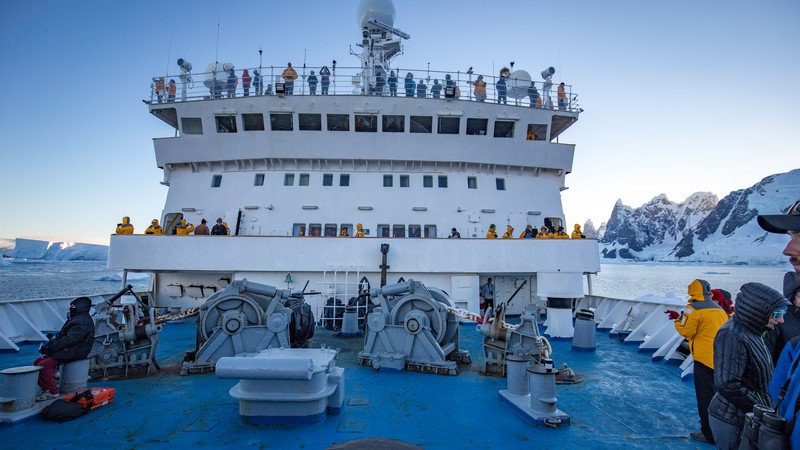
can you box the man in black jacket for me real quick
[33,296,95,401]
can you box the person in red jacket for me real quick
[242,69,251,96]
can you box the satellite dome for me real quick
[357,0,396,30]
[508,70,532,99]
[203,62,229,89]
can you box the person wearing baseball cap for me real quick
[758,199,800,273]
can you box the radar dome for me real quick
[203,62,229,89]
[357,0,396,30]
[507,70,532,99]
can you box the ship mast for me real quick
[352,0,409,94]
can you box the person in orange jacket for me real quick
[486,224,498,239]
[571,224,586,239]
[115,216,134,235]
[502,225,514,239]
[282,63,298,95]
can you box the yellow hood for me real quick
[687,279,712,302]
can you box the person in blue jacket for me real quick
[496,74,507,104]
[387,70,398,96]
[404,72,415,97]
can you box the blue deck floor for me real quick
[0,321,706,449]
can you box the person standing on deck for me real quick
[175,219,195,236]
[253,69,262,95]
[241,69,251,96]
[307,70,318,95]
[115,216,134,234]
[528,82,539,108]
[211,218,228,235]
[665,279,729,444]
[387,70,398,96]
[145,219,164,235]
[486,224,498,239]
[227,69,237,98]
[167,79,176,102]
[557,82,567,110]
[480,278,495,314]
[320,66,331,94]
[194,219,210,235]
[473,75,487,102]
[404,72,415,97]
[496,74,507,104]
[282,63,298,95]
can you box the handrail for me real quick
[148,65,580,112]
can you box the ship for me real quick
[0,1,704,447]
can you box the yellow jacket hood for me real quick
[688,279,712,302]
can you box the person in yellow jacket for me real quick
[536,226,550,238]
[666,279,728,444]
[115,216,134,235]
[553,226,569,239]
[175,219,195,236]
[222,222,231,235]
[145,219,164,235]
[282,62,298,95]
[502,225,514,239]
[571,224,586,239]
[355,223,365,238]
[486,224,498,239]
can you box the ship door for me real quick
[163,212,183,235]
[237,208,265,236]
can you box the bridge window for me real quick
[393,225,406,238]
[324,224,338,237]
[545,217,563,233]
[377,224,390,237]
[437,117,460,134]
[323,173,333,186]
[309,223,321,237]
[423,175,433,188]
[284,173,295,186]
[339,174,350,186]
[383,175,393,187]
[468,176,477,189]
[181,117,203,134]
[494,120,515,138]
[299,173,310,186]
[424,225,437,238]
[382,115,405,132]
[327,114,350,131]
[340,223,353,237]
[211,175,222,188]
[215,115,237,133]
[438,175,448,188]
[292,223,306,236]
[400,175,410,187]
[254,173,265,186]
[409,225,421,238]
[466,118,488,136]
[526,124,547,141]
[355,114,377,132]
[242,113,265,131]
[299,113,322,131]
[496,178,506,191]
[410,115,432,133]
[270,113,293,131]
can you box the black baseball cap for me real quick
[758,200,800,233]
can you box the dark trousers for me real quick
[694,361,715,442]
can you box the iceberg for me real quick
[11,238,108,261]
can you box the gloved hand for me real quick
[665,310,680,320]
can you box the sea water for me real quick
[0,259,792,301]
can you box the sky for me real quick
[1,0,798,245]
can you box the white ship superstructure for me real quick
[108,0,599,334]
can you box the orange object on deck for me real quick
[63,387,115,410]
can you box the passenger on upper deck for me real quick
[430,80,442,99]
[404,73,415,97]
[339,226,349,237]
[194,219,210,236]
[571,224,586,239]
[486,224,498,239]
[115,216,134,235]
[496,74,507,105]
[282,63,298,95]
[449,228,461,239]
[473,75,487,102]
[416,79,427,98]
[558,82,567,110]
[307,70,318,95]
[145,219,164,235]
[528,82,539,108]
[167,79,176,102]
[536,226,550,239]
[388,71,398,96]
[211,218,228,235]
[253,69,262,96]
[519,225,536,238]
[502,226,515,239]
[553,226,569,239]
[227,69,237,98]
[374,66,386,95]
[242,69,251,96]
[223,222,231,235]
[176,219,195,236]
[320,66,331,95]
[355,223,365,238]
[154,77,165,103]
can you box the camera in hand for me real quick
[740,404,788,450]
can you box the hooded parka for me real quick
[708,282,790,428]
[674,279,728,368]
[766,272,800,363]
[116,216,134,234]
[40,297,95,363]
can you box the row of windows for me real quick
[182,114,547,140]
[293,223,438,238]
[211,173,506,190]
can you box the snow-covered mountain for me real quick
[599,169,799,264]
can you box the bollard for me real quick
[528,358,559,416]
[342,307,359,335]
[572,310,596,352]
[59,359,90,394]
[0,365,53,425]
[506,354,531,396]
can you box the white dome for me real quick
[507,70,532,99]
[203,62,229,89]
[357,0,396,29]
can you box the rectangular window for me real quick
[526,124,547,141]
[340,224,353,237]
[299,113,322,131]
[466,118,488,136]
[467,176,477,189]
[423,175,433,188]
[339,174,350,186]
[181,117,203,134]
[392,225,406,238]
[242,113,265,131]
[496,178,506,191]
[322,173,333,186]
[324,223,338,237]
[292,223,306,236]
[327,114,350,131]
[284,173,295,186]
[215,115,237,133]
[424,225,437,238]
[383,174,393,187]
[254,173,265,186]
[400,175,410,188]
[355,114,377,132]
[299,173,310,186]
[270,113,293,131]
[211,175,222,188]
[437,117,460,134]
[377,224,390,237]
[494,120,515,138]
[408,225,421,238]
[438,175,448,188]
[382,115,405,132]
[410,115,432,133]
[309,223,322,237]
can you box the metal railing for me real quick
[148,65,580,112]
